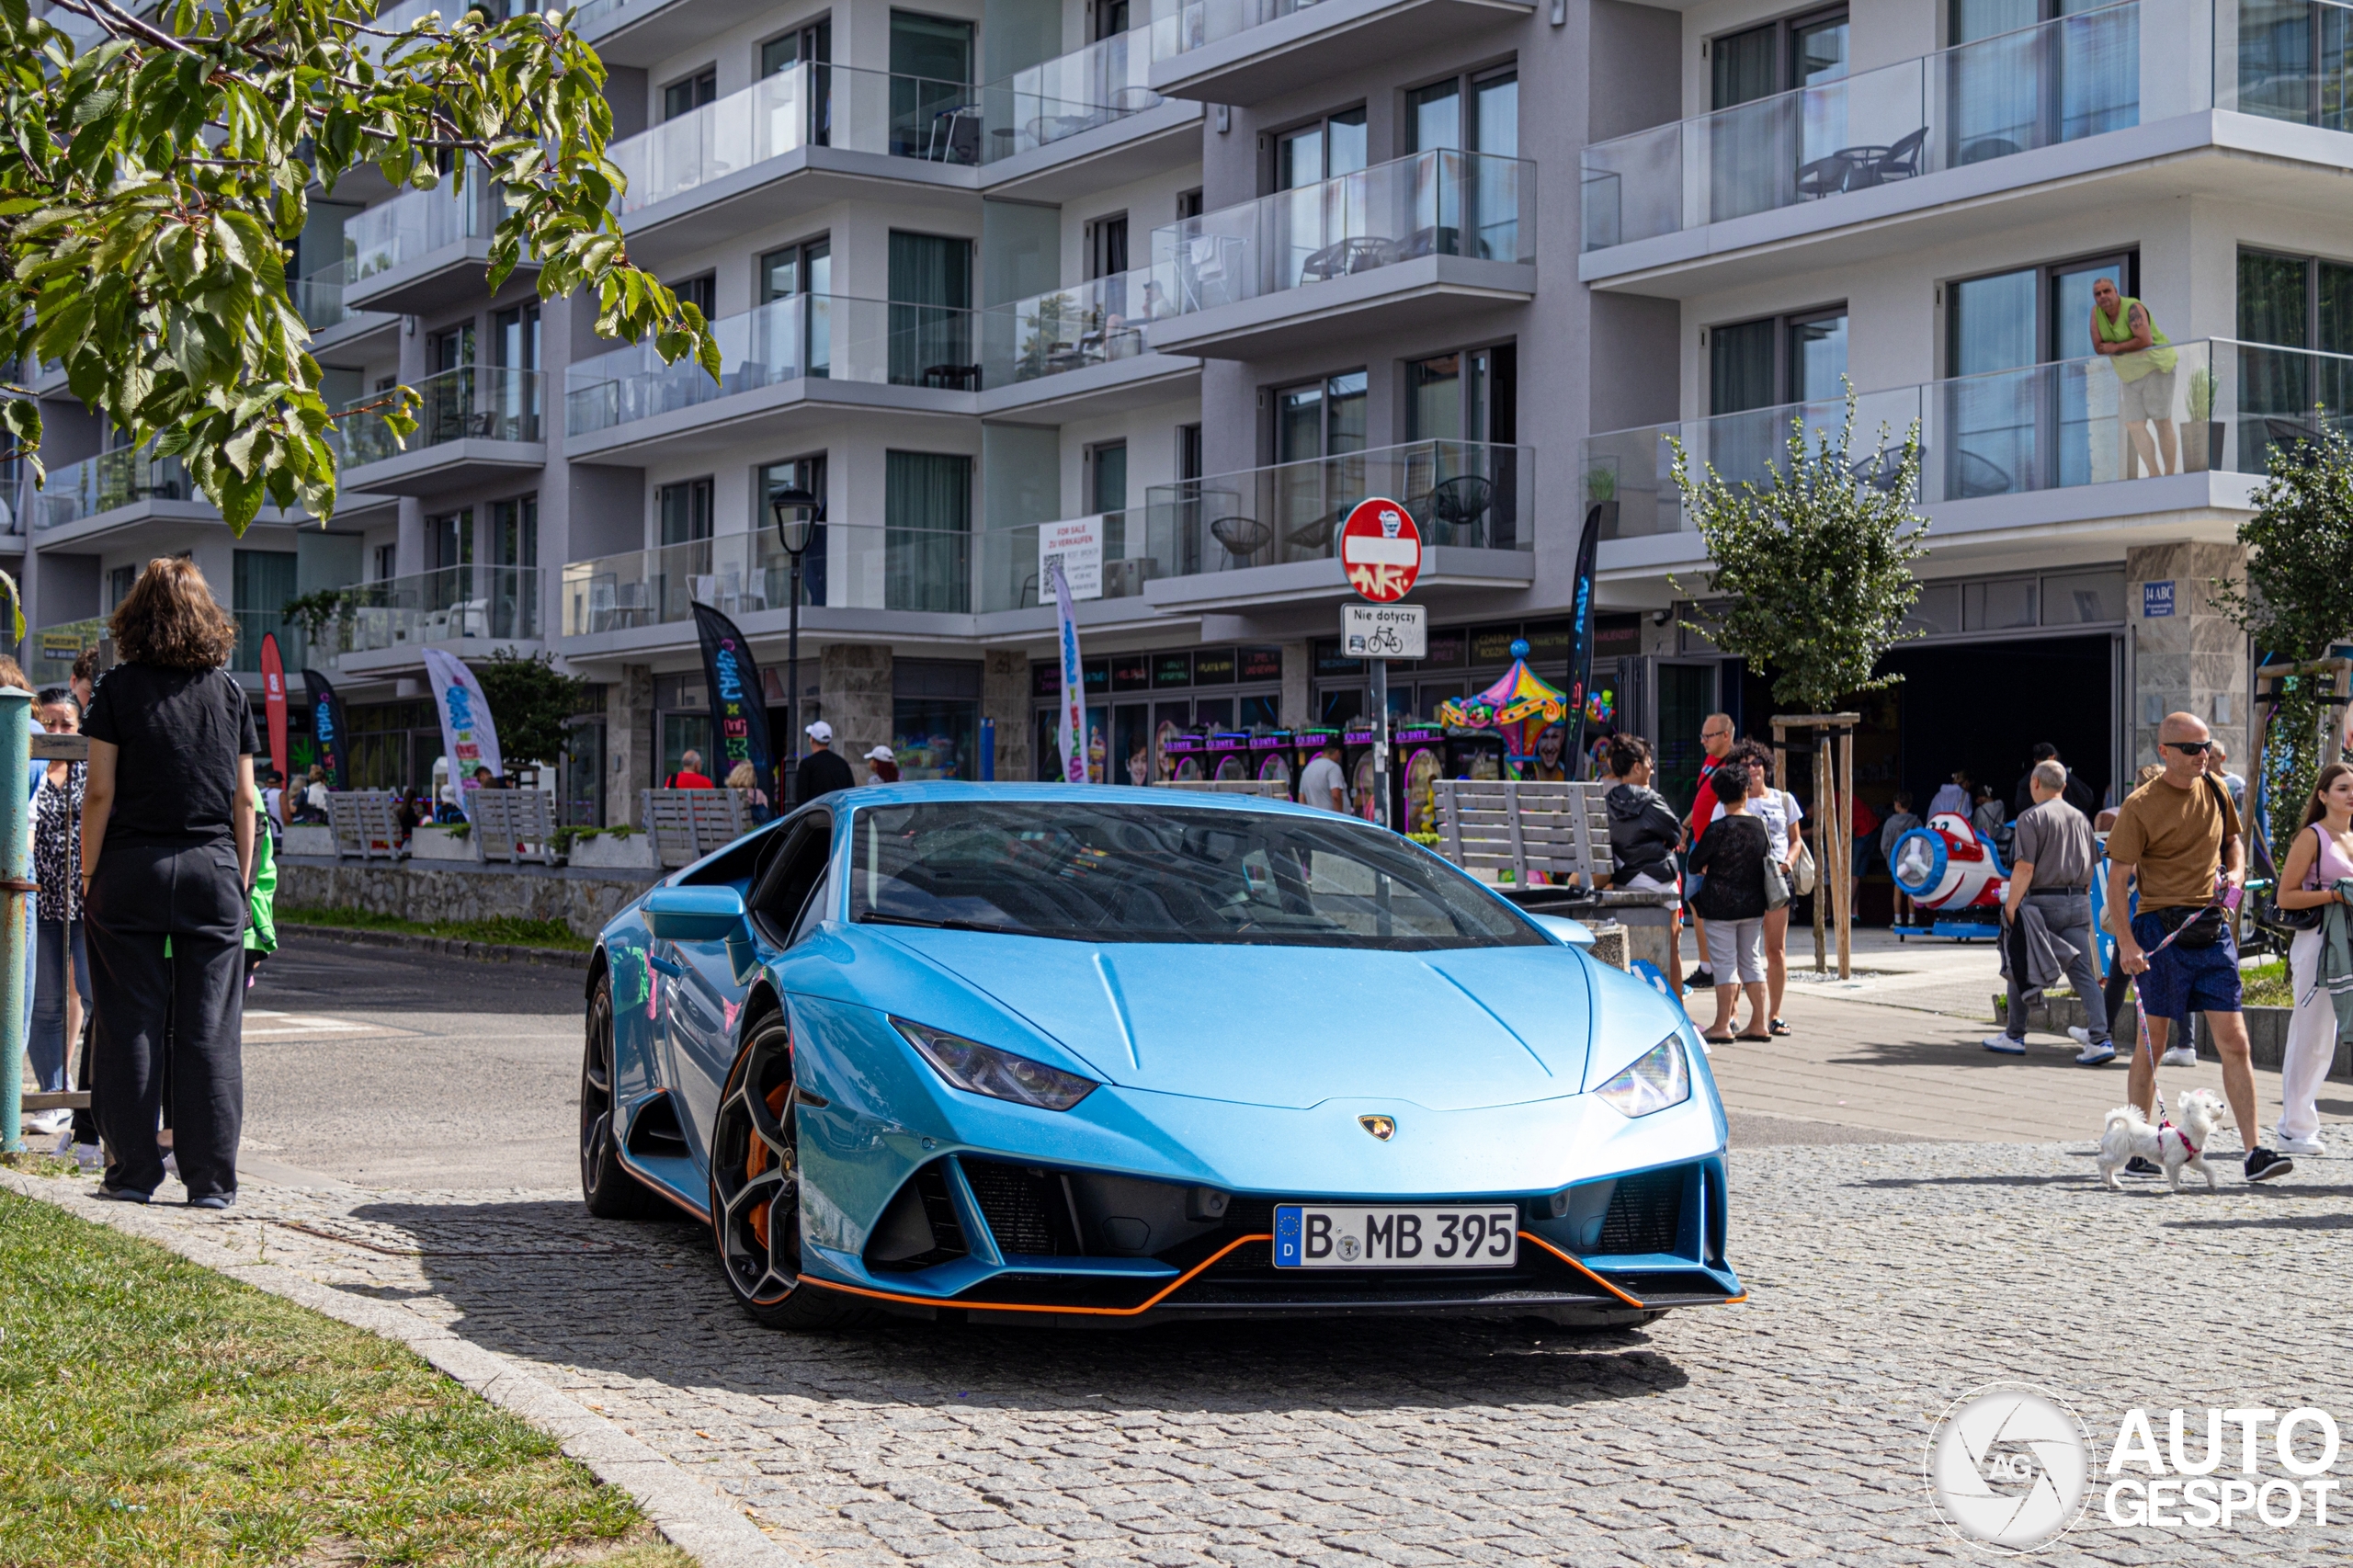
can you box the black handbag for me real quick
[2255,824,2327,937]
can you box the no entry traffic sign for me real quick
[1339,497,1421,602]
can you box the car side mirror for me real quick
[644,885,751,943]
[1528,913,1596,949]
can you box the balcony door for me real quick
[1272,108,1368,289]
[890,11,974,160]
[761,456,828,608]
[2237,247,2353,460]
[761,19,831,146]
[1948,0,2139,168]
[1407,347,1517,545]
[888,231,973,386]
[490,495,537,638]
[1268,370,1366,562]
[2237,0,2353,128]
[884,450,971,612]
[493,301,540,439]
[1407,70,1518,259]
[760,238,833,376]
[1707,308,1847,489]
[1708,7,1848,222]
[1946,252,2133,497]
[428,508,472,616]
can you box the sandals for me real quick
[1769,1017,1791,1037]
[1735,1031,1774,1042]
[1702,1031,1738,1045]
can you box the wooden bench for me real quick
[472,788,560,866]
[1431,779,1613,887]
[640,788,756,869]
[325,790,408,861]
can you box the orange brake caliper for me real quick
[746,1082,793,1249]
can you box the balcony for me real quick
[1144,0,1534,106]
[1146,151,1534,359]
[1581,0,2353,293]
[292,263,397,354]
[558,525,972,648]
[978,26,1204,199]
[568,0,787,67]
[33,450,200,536]
[978,516,1170,618]
[563,296,979,461]
[1579,338,2335,562]
[1139,439,1536,612]
[332,366,548,499]
[343,176,524,315]
[309,565,545,676]
[977,268,1199,415]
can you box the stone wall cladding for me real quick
[276,858,657,939]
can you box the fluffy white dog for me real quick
[2098,1088,2228,1192]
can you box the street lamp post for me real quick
[768,485,821,805]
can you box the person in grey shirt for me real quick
[1985,759,2112,1063]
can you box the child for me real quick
[1880,791,1922,926]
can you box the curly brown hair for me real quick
[110,557,238,669]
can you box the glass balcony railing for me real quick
[1148,0,1328,61]
[978,24,1165,160]
[561,524,972,635]
[1583,1,2148,250]
[979,267,1178,386]
[1142,439,1533,575]
[346,176,499,280]
[332,366,545,467]
[291,262,393,335]
[1150,150,1533,317]
[565,296,979,436]
[978,517,1161,613]
[307,566,545,666]
[1580,339,2346,540]
[33,449,192,531]
[2218,0,2353,125]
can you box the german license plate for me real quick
[1271,1204,1519,1269]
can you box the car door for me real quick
[665,811,835,1163]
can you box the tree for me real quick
[1668,390,1931,976]
[0,0,717,532]
[2212,424,2353,865]
[472,647,586,768]
[1666,392,1930,715]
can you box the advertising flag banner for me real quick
[258,632,290,785]
[421,647,504,817]
[1562,501,1607,774]
[302,669,348,790]
[690,601,774,797]
[1051,558,1086,783]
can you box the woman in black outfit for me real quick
[81,558,259,1207]
[1685,762,1774,1043]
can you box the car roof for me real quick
[833,781,1333,819]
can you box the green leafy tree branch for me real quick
[0,0,720,533]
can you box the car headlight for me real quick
[892,1018,1097,1111]
[1593,1034,1690,1118]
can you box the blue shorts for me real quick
[2131,910,2242,1020]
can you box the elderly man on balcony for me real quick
[2089,277,2178,480]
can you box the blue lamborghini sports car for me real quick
[580,783,1743,1329]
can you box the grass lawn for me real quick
[0,1187,689,1568]
[276,906,592,952]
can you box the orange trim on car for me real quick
[800,1233,1275,1317]
[1514,1231,1650,1309]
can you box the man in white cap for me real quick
[795,719,855,802]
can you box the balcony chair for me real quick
[1209,516,1272,559]
[921,362,983,390]
[1286,512,1340,552]
[927,106,983,165]
[613,580,652,628]
[2264,416,2330,467]
[1847,449,1915,494]
[1431,473,1493,540]
[1019,571,1040,608]
[1951,449,2014,499]
[1298,235,1397,281]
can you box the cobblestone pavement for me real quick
[94,1135,2353,1567]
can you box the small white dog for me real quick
[2097,1088,2229,1192]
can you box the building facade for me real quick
[15,0,2338,843]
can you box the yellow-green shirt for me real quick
[2094,297,2177,381]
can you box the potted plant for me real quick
[2183,367,2222,473]
[1583,464,1619,537]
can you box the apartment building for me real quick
[14,0,2347,842]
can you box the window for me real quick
[1176,188,1203,220]
[664,68,716,121]
[757,240,833,376]
[1276,372,1367,464]
[1408,347,1516,445]
[1179,423,1202,482]
[1092,0,1129,40]
[887,232,973,386]
[1708,308,1847,415]
[2236,0,2353,127]
[430,324,473,374]
[2237,247,2353,439]
[1944,251,2141,493]
[1274,108,1367,190]
[492,494,538,567]
[760,238,830,303]
[673,275,716,318]
[1711,7,1847,109]
[489,496,537,638]
[1404,69,1518,256]
[659,478,713,546]
[1953,0,2131,44]
[761,21,832,145]
[1089,440,1128,554]
[374,542,398,582]
[1406,348,1517,545]
[890,12,974,161]
[491,301,541,437]
[892,660,982,779]
[761,456,829,608]
[1086,215,1129,280]
[1949,253,2132,375]
[427,511,472,607]
[107,564,137,608]
[883,450,971,613]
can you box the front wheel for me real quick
[709,1010,872,1329]
[581,974,668,1220]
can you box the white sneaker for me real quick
[2275,1133,2327,1157]
[2068,1026,2093,1047]
[2161,1046,2199,1068]
[24,1108,69,1135]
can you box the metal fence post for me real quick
[0,687,30,1154]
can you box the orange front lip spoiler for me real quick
[799,1231,1746,1317]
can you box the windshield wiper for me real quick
[855,911,1021,935]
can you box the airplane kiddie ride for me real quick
[1887,810,2009,941]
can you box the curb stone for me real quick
[0,1171,800,1568]
[280,923,593,971]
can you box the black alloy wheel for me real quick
[580,974,667,1220]
[708,1010,871,1329]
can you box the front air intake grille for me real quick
[962,1160,1081,1256]
[1597,1167,1685,1256]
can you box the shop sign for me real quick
[1314,640,1363,677]
[1153,653,1193,687]
[2143,580,2175,618]
[1595,614,1643,658]
[1042,516,1103,601]
[1342,603,1427,660]
[1238,646,1284,682]
[1522,619,1576,665]
[1194,648,1236,684]
[1421,627,1466,668]
[1082,657,1110,695]
[1469,623,1521,665]
[1111,653,1151,691]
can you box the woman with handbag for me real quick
[1744,744,1807,1037]
[1688,761,1778,1043]
[2271,760,2353,1156]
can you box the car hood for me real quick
[873,931,1596,1111]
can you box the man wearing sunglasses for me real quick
[2105,712,2290,1182]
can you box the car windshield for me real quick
[848,801,1546,949]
